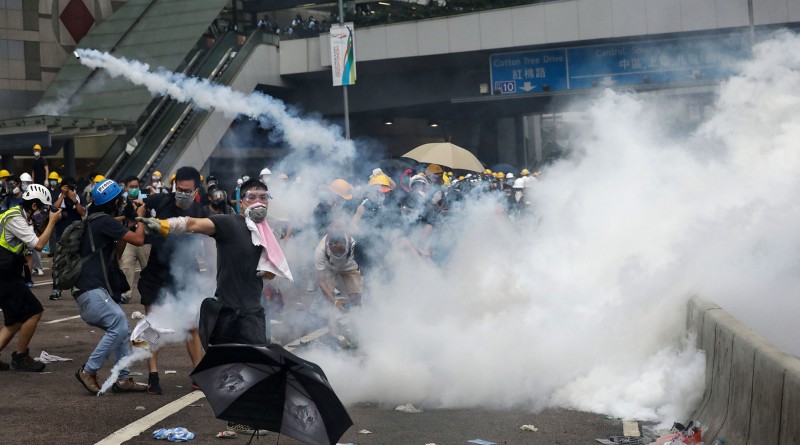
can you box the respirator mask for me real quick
[245,203,268,223]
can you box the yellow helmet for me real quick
[458,175,465,181]
[447,171,454,176]
[520,168,530,176]
[93,174,106,183]
[442,173,451,185]
[170,173,176,184]
[33,144,42,151]
[425,164,443,175]
[0,169,10,179]
[48,171,60,180]
[329,178,353,200]
[368,174,391,187]
[153,171,162,178]
[483,169,492,175]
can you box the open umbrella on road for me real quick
[191,343,353,445]
[402,142,484,172]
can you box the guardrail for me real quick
[687,297,800,444]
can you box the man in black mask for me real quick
[206,184,234,215]
[138,166,208,394]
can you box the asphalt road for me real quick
[0,258,629,444]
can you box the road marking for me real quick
[45,315,81,324]
[623,420,640,437]
[93,328,330,444]
[94,391,205,445]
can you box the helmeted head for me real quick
[33,144,42,157]
[22,183,53,226]
[259,167,272,184]
[329,178,353,201]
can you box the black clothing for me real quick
[138,193,207,305]
[32,157,47,185]
[0,277,44,326]
[74,213,128,292]
[209,214,262,311]
[53,190,83,237]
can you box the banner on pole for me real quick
[330,23,356,86]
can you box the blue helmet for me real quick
[92,179,123,205]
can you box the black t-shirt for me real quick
[32,157,47,185]
[139,193,208,284]
[75,214,128,291]
[53,190,84,235]
[210,214,263,311]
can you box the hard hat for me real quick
[153,171,162,178]
[33,144,42,151]
[19,172,33,182]
[278,173,289,180]
[329,178,353,200]
[520,169,530,176]
[425,164,443,175]
[506,173,514,179]
[22,183,52,205]
[513,178,526,189]
[495,172,504,179]
[458,176,465,181]
[368,174,391,188]
[447,171,454,176]
[206,175,217,184]
[409,174,429,188]
[524,175,538,188]
[442,173,451,186]
[0,169,11,179]
[169,173,176,184]
[200,174,204,182]
[93,174,106,183]
[92,179,123,205]
[48,171,60,180]
[260,167,272,177]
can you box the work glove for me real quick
[136,217,170,237]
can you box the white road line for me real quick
[45,315,81,324]
[93,328,330,444]
[94,391,205,445]
[623,420,640,437]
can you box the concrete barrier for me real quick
[687,297,800,444]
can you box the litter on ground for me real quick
[520,424,538,432]
[395,403,423,413]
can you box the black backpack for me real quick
[52,213,106,289]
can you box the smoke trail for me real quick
[74,48,355,161]
[98,347,151,395]
[75,31,800,425]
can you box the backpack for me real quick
[52,213,107,289]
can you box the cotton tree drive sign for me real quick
[330,23,356,86]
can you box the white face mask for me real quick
[34,151,41,157]
[152,181,162,188]
[12,186,20,195]
[514,191,523,202]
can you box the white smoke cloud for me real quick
[76,30,800,425]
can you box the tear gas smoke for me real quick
[77,31,800,424]
[98,347,151,395]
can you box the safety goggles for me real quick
[243,191,271,203]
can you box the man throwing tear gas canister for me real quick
[137,178,292,435]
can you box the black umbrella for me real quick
[191,343,353,445]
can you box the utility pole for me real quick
[339,0,350,139]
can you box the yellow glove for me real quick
[136,217,170,237]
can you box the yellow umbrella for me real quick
[401,142,484,173]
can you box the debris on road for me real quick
[215,431,236,439]
[520,424,538,432]
[395,403,423,413]
[595,437,647,445]
[135,406,146,411]
[467,440,497,445]
[33,351,73,363]
[153,427,195,442]
[358,429,372,434]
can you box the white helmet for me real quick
[512,178,526,189]
[22,183,52,205]
[506,173,514,179]
[260,168,272,177]
[19,172,33,182]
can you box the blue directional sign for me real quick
[490,49,568,95]
[489,33,751,95]
[567,34,751,89]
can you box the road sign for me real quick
[490,49,568,95]
[567,34,751,89]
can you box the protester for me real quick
[147,171,169,195]
[31,144,49,186]
[0,183,61,371]
[73,179,148,394]
[49,176,86,300]
[314,224,362,344]
[118,176,151,304]
[138,166,208,394]
[138,178,291,435]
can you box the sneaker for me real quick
[147,372,163,395]
[112,377,147,393]
[49,290,61,301]
[26,281,33,288]
[226,421,269,436]
[10,349,45,372]
[75,365,100,394]
[33,268,44,276]
[0,357,9,371]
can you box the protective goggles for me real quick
[242,191,271,203]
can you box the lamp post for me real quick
[339,0,351,139]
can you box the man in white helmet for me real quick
[259,167,272,184]
[0,183,62,371]
[18,173,44,279]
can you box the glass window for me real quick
[6,0,22,10]
[8,40,23,60]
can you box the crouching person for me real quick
[0,184,61,371]
[74,179,147,394]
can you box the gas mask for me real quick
[128,188,140,199]
[174,191,194,209]
[210,189,227,207]
[245,203,268,223]
[12,186,20,195]
[325,236,348,259]
[30,205,51,229]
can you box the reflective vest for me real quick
[0,206,27,255]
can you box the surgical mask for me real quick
[21,184,29,192]
[34,151,41,157]
[175,191,194,209]
[152,181,162,189]
[12,186,20,195]
[245,203,267,223]
[49,180,58,187]
[514,191,523,202]
[128,188,140,199]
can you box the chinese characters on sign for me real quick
[490,33,750,95]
